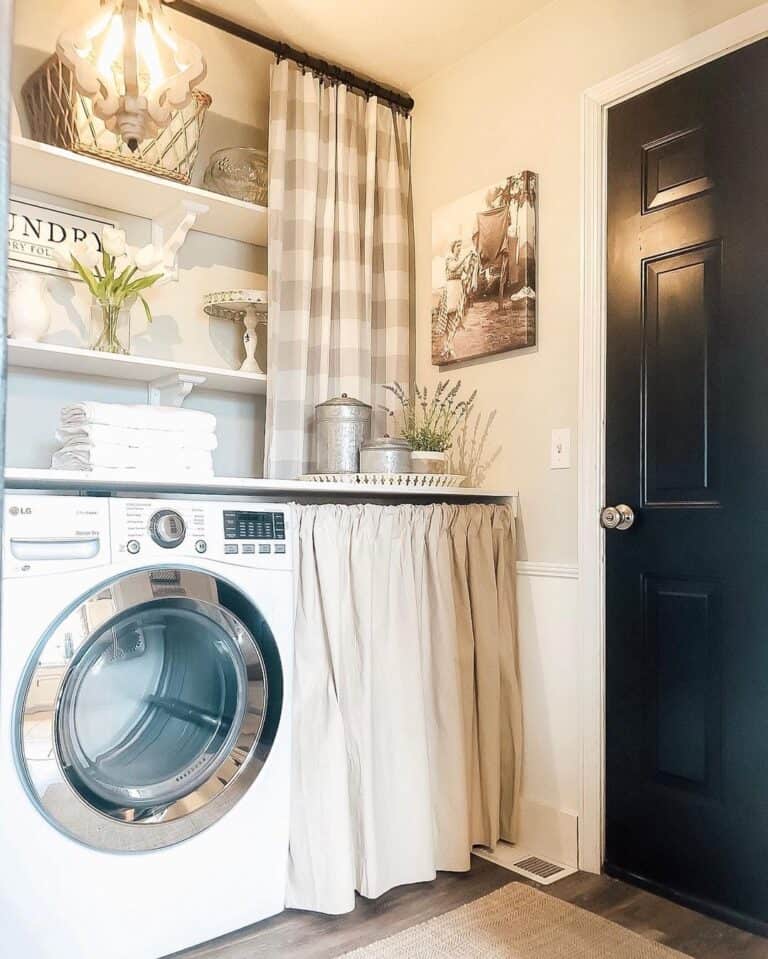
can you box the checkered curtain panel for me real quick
[265,59,412,479]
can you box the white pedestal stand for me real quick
[203,290,268,374]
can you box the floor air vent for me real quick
[472,843,577,886]
[511,856,566,882]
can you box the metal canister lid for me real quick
[361,435,411,451]
[316,393,372,410]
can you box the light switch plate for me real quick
[550,428,571,469]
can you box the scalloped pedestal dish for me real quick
[203,290,267,373]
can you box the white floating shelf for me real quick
[7,339,267,396]
[4,468,518,509]
[10,136,267,247]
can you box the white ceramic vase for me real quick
[8,270,51,342]
[411,450,448,475]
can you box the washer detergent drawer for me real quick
[3,496,109,577]
[15,567,284,852]
[9,536,100,562]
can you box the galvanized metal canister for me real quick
[360,436,412,474]
[315,393,372,473]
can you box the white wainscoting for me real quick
[515,560,580,867]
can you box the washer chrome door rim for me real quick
[16,567,280,852]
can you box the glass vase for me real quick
[90,299,131,354]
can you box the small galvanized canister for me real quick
[360,436,412,474]
[315,393,372,473]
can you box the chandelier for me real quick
[57,0,207,152]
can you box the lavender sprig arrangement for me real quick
[383,380,477,452]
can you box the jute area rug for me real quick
[340,883,688,958]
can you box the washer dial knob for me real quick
[149,509,186,548]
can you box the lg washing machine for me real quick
[0,495,294,959]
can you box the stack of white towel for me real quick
[52,402,218,477]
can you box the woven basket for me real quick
[22,55,211,185]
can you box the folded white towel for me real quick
[52,444,215,475]
[55,424,218,452]
[60,402,216,433]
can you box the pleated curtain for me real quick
[265,60,412,479]
[287,503,522,914]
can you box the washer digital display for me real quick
[223,511,286,540]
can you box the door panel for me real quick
[644,575,721,795]
[606,38,768,932]
[642,126,714,212]
[643,243,720,505]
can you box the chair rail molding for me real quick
[578,1,768,875]
[516,561,578,580]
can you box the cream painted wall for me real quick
[9,2,272,476]
[412,0,765,859]
[412,0,763,565]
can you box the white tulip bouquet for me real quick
[53,225,167,353]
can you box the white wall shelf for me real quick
[4,468,518,510]
[7,339,267,396]
[10,136,267,247]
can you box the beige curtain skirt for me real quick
[287,503,522,914]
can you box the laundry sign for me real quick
[8,197,116,279]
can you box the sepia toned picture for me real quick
[431,171,537,365]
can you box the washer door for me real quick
[17,568,283,851]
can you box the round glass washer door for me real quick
[17,568,283,852]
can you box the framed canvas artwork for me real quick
[431,171,537,365]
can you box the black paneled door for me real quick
[605,39,768,932]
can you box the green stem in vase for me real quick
[93,300,129,354]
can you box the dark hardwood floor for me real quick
[170,857,768,959]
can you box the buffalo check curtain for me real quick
[265,59,413,479]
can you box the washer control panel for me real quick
[110,499,291,568]
[221,509,287,556]
[223,510,286,541]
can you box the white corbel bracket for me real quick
[151,199,209,282]
[148,373,207,407]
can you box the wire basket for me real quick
[22,55,212,185]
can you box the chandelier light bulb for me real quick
[57,0,206,152]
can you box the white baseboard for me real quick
[473,797,579,878]
[517,796,579,869]
[472,843,578,885]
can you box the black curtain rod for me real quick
[164,1,415,114]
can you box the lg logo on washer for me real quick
[8,505,98,518]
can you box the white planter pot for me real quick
[411,450,448,475]
[8,270,51,342]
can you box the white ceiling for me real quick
[183,0,553,92]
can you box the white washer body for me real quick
[0,495,294,959]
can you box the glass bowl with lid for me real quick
[203,147,268,205]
